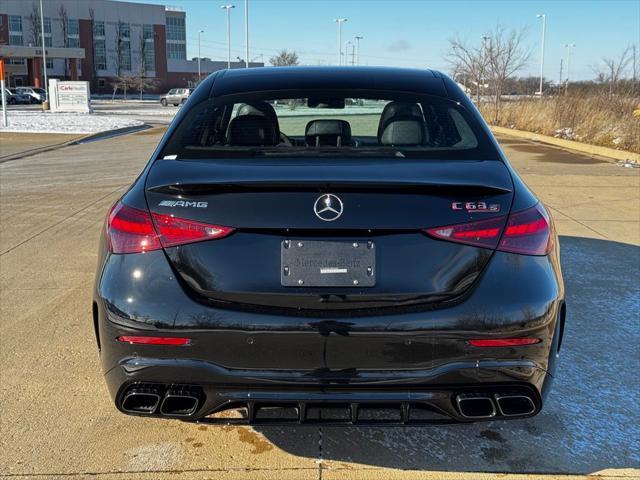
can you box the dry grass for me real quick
[479,94,640,153]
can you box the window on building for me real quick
[118,22,131,71]
[42,17,52,47]
[67,18,80,48]
[93,20,105,38]
[8,15,23,46]
[94,39,107,70]
[120,40,132,71]
[93,20,106,70]
[46,59,53,69]
[143,24,155,71]
[166,15,185,41]
[119,22,130,39]
[167,42,186,60]
[98,78,105,88]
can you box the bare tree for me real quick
[111,74,136,100]
[133,28,158,99]
[484,25,530,122]
[58,3,69,77]
[601,46,633,95]
[446,35,490,103]
[269,50,299,67]
[88,8,97,89]
[113,20,124,77]
[26,3,41,46]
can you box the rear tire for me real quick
[161,98,168,107]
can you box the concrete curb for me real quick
[0,124,149,163]
[490,125,640,162]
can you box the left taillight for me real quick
[425,203,553,256]
[106,201,234,254]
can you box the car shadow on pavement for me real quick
[254,236,640,474]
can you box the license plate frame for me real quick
[281,240,375,287]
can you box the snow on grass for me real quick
[0,111,144,134]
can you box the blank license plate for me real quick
[281,240,375,287]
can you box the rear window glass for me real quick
[160,90,498,160]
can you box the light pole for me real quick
[39,0,48,102]
[564,43,575,95]
[197,29,204,82]
[354,35,363,66]
[345,40,352,66]
[221,5,235,69]
[244,0,249,68]
[334,18,347,65]
[537,13,546,97]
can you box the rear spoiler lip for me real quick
[147,181,512,196]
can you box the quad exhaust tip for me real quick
[121,390,161,414]
[160,390,200,417]
[455,394,497,419]
[494,394,536,416]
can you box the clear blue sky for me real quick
[130,0,640,81]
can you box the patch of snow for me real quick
[0,111,144,134]
[553,127,580,141]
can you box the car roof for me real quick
[207,66,450,98]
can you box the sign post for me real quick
[0,58,7,127]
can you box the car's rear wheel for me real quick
[160,98,168,107]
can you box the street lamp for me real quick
[345,40,353,66]
[244,0,249,68]
[354,35,363,66]
[221,5,235,69]
[39,0,48,103]
[537,14,546,97]
[197,29,204,82]
[564,43,576,95]
[334,18,347,65]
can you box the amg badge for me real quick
[158,200,208,208]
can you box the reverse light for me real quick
[106,202,234,254]
[116,336,191,346]
[468,338,541,347]
[425,203,553,256]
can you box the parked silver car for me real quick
[160,88,192,107]
[16,87,47,104]
[4,88,31,104]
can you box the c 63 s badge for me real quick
[452,201,501,213]
[159,200,208,208]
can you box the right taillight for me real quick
[425,203,553,256]
[498,203,553,255]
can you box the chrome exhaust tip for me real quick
[455,394,497,419]
[494,394,536,416]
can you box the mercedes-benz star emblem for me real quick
[314,194,343,221]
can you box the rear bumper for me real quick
[94,241,564,424]
[105,353,550,424]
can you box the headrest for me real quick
[227,115,278,146]
[377,101,424,141]
[379,118,425,146]
[305,119,352,146]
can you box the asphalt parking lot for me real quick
[0,128,638,479]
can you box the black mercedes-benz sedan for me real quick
[93,66,565,425]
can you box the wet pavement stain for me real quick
[192,442,204,448]
[228,426,274,454]
[479,430,507,443]
[198,425,208,431]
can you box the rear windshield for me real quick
[160,90,499,160]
